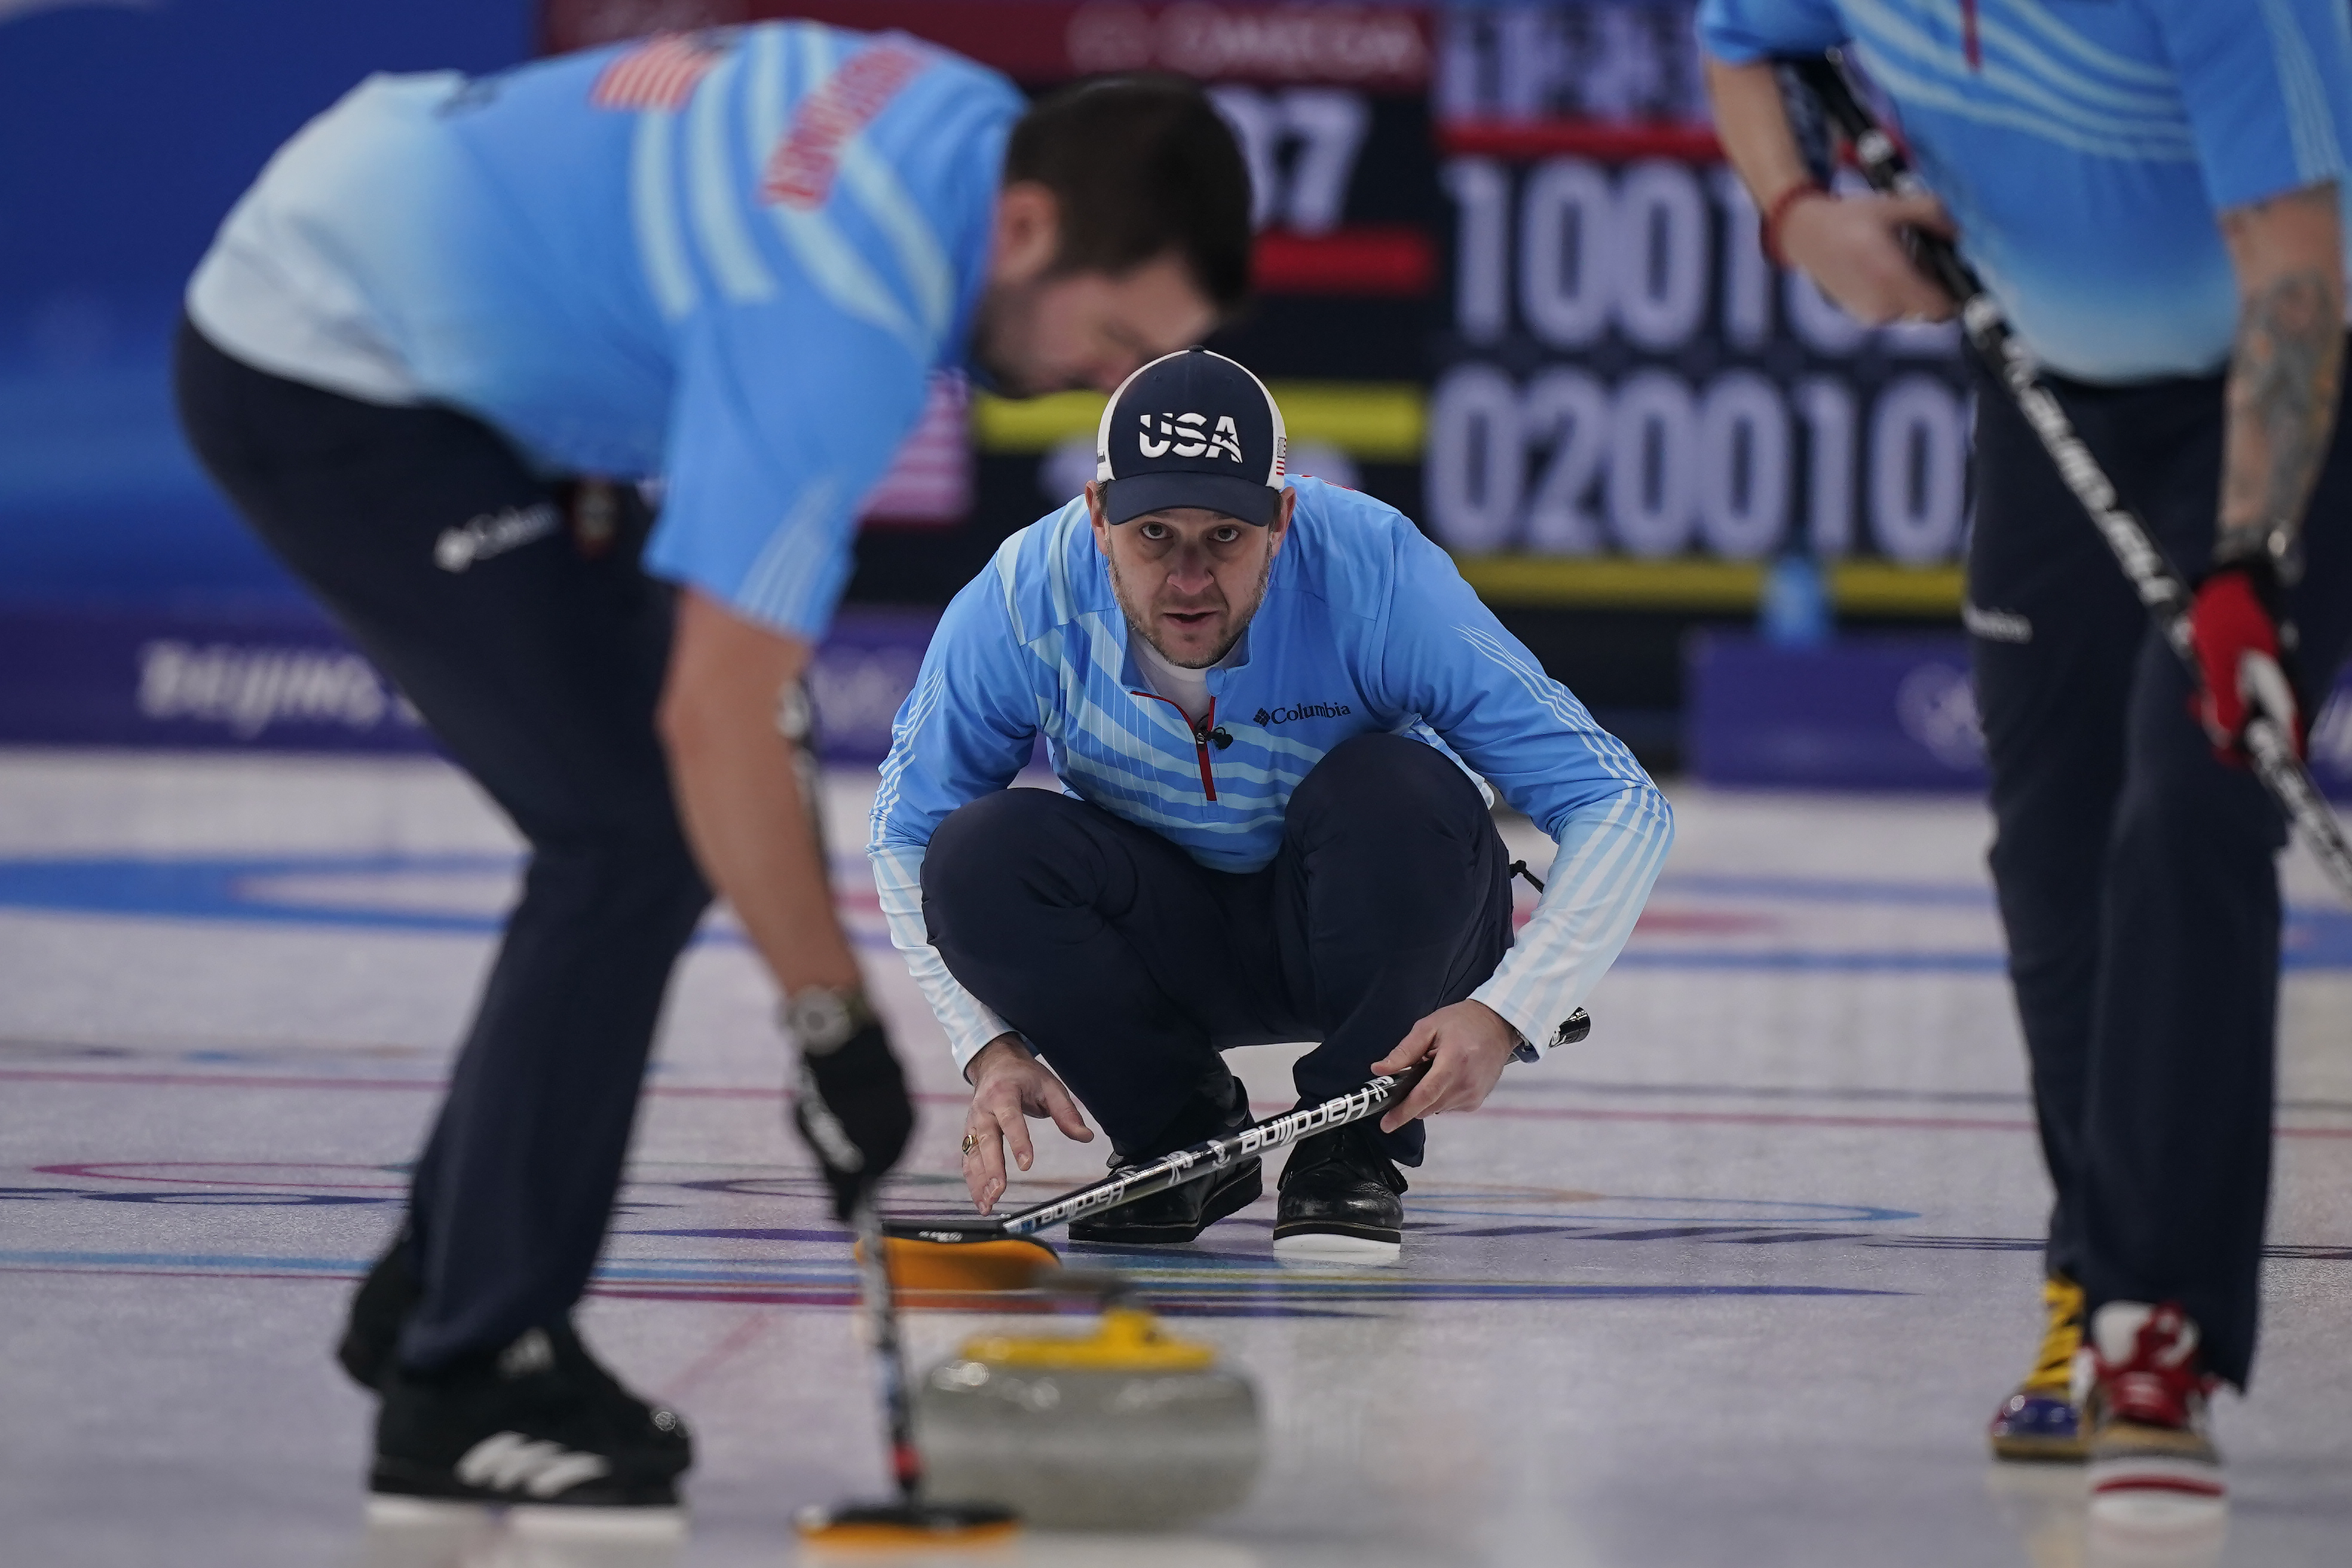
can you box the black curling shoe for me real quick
[339,1234,661,1434]
[369,1326,693,1529]
[1273,1123,1408,1264]
[1070,1076,1260,1246]
[1067,1157,1262,1245]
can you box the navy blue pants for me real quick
[174,320,712,1369]
[1968,344,2352,1388]
[919,733,1515,1166]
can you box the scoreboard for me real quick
[1431,4,1968,616]
[538,1,1968,746]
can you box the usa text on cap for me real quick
[1095,348,1287,526]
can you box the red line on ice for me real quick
[10,1068,2351,1138]
[658,1309,776,1403]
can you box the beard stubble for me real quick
[1107,542,1276,670]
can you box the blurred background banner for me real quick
[5,0,2348,787]
[0,0,533,604]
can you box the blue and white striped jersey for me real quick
[1698,0,2352,383]
[868,478,1676,1071]
[186,24,1019,640]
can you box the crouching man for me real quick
[868,349,1672,1261]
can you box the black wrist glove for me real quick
[790,1021,914,1223]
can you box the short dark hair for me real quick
[1003,75,1252,313]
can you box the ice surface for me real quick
[0,749,2345,1567]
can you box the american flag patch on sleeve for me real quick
[589,33,728,113]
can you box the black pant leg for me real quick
[921,789,1287,1156]
[1271,733,1515,1166]
[2074,353,2352,1388]
[2075,373,2272,1383]
[1974,337,2352,1388]
[2079,621,2280,1385]
[173,320,712,1367]
[1967,360,2149,1288]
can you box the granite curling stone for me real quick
[913,1306,1261,1530]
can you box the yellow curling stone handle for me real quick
[958,1306,1217,1372]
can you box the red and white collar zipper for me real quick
[1129,690,1231,801]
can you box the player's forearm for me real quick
[1471,784,1674,1048]
[660,589,862,996]
[2217,181,2345,565]
[871,842,1018,1070]
[1703,56,1817,213]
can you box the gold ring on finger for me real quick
[960,1132,980,1157]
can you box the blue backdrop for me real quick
[0,0,531,604]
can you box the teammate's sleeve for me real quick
[627,23,1013,640]
[1694,0,1849,65]
[645,305,928,640]
[2147,0,2351,213]
[866,554,1043,1071]
[1369,525,1674,1052]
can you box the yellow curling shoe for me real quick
[1988,1273,2089,1462]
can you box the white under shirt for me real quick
[184,74,456,407]
[1128,631,1241,727]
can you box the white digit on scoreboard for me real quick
[1440,156,1511,342]
[1208,86,1371,235]
[1867,378,1969,564]
[1428,369,1962,566]
[1433,149,1967,568]
[1521,369,1609,555]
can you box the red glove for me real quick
[2188,564,2300,761]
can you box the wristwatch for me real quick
[780,984,878,1054]
[2214,521,2304,587]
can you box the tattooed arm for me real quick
[2215,182,2345,569]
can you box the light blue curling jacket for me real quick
[188,22,1018,641]
[869,478,1676,1071]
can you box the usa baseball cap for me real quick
[1095,347,1287,526]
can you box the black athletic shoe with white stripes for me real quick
[338,1234,655,1430]
[369,1325,693,1527]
